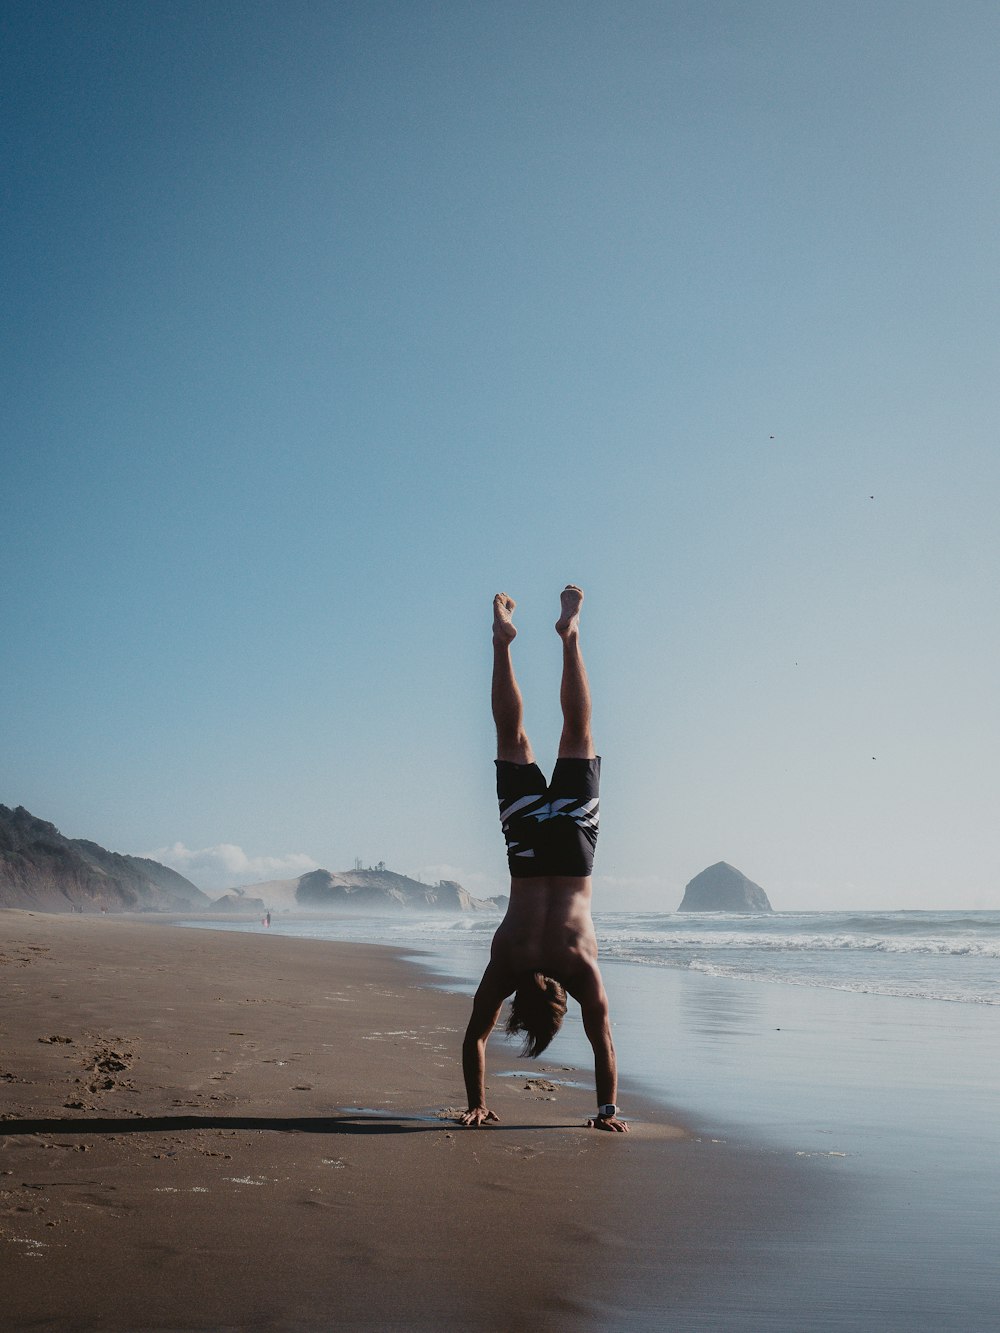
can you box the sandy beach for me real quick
[0,911,833,1331]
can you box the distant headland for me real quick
[215,867,506,915]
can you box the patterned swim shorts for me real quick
[495,757,601,879]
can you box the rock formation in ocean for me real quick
[213,891,267,914]
[0,805,210,913]
[678,861,773,912]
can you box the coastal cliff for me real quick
[0,805,501,916]
[0,805,209,913]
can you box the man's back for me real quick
[491,877,598,982]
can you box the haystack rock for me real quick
[678,862,772,913]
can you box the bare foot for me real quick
[493,593,517,644]
[555,585,583,638]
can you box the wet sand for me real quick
[1,911,831,1331]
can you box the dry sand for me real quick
[1,912,826,1331]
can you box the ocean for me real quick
[185,907,1000,1329]
[189,907,1000,1006]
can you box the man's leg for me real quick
[493,593,534,764]
[555,585,595,759]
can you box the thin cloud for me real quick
[146,842,319,892]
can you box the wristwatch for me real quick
[597,1103,618,1119]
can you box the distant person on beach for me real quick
[460,586,628,1133]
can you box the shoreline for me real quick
[1,910,835,1331]
[131,910,1000,1330]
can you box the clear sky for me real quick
[4,1,998,910]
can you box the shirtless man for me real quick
[460,586,628,1133]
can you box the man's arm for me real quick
[459,962,510,1127]
[567,964,629,1133]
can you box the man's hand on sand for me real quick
[459,1106,500,1127]
[586,1114,629,1133]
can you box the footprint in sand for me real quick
[523,1078,558,1093]
[80,1043,135,1095]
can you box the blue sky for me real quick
[3,1,998,909]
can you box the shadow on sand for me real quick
[0,1111,569,1137]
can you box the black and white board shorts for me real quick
[496,757,601,879]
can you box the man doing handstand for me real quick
[460,586,628,1133]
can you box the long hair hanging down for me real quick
[505,972,567,1058]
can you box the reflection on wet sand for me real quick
[678,973,764,1042]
